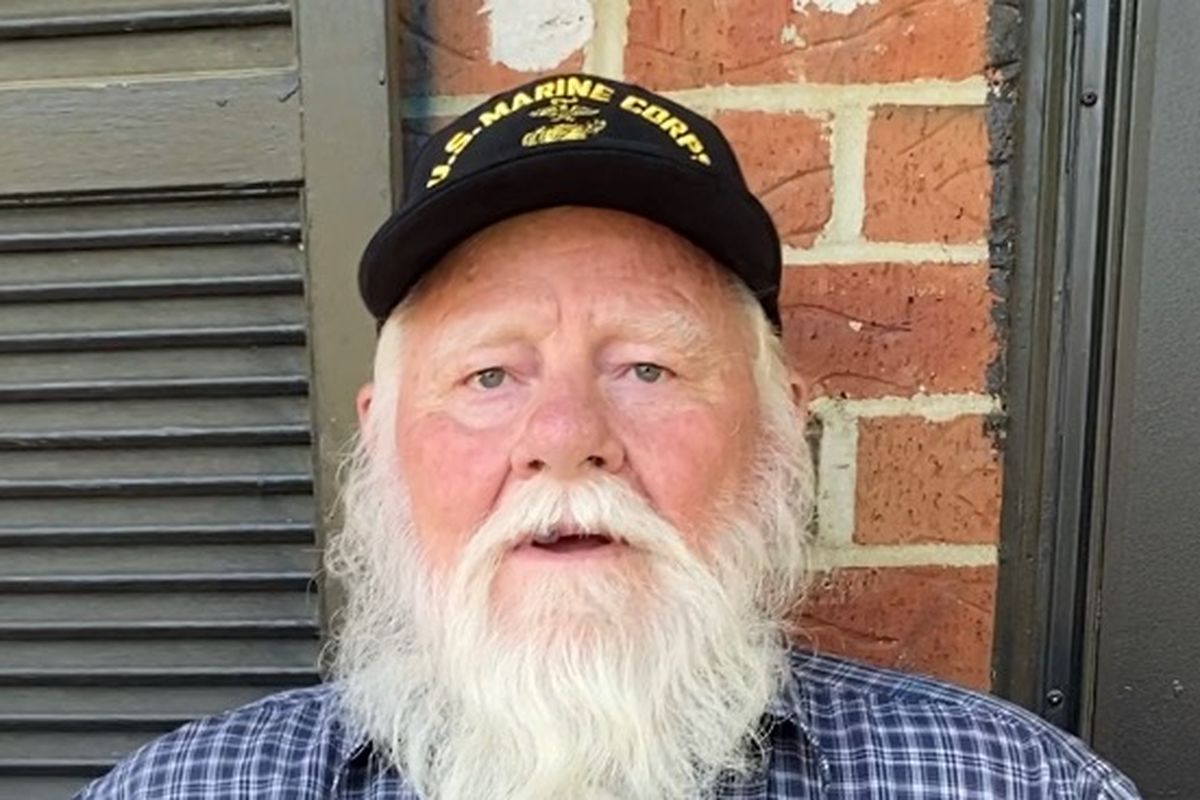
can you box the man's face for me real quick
[339,206,814,798]
[362,206,763,619]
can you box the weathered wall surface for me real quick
[397,0,1004,690]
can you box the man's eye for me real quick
[632,363,666,383]
[471,367,507,389]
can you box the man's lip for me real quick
[510,534,626,561]
[527,534,614,554]
[521,524,616,545]
[514,528,624,550]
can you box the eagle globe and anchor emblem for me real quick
[521,98,607,147]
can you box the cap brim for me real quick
[359,146,781,326]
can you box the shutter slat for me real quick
[0,423,310,450]
[0,346,309,387]
[0,376,307,402]
[2,685,294,718]
[0,760,113,778]
[2,541,315,575]
[0,221,300,252]
[1,734,181,769]
[0,324,306,354]
[0,621,317,639]
[0,274,302,302]
[0,0,277,21]
[0,71,302,195]
[0,715,192,732]
[4,592,315,624]
[0,25,294,85]
[0,494,314,528]
[0,522,313,547]
[0,667,320,687]
[0,244,301,285]
[0,573,313,592]
[1,443,313,479]
[0,294,305,335]
[0,3,291,40]
[0,474,313,499]
[2,638,320,670]
[0,192,296,237]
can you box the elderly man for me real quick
[79,74,1138,799]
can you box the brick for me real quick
[625,0,986,90]
[855,415,1001,545]
[715,111,832,247]
[398,0,586,97]
[779,263,997,399]
[794,565,996,690]
[864,106,989,243]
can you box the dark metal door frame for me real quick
[1085,0,1200,789]
[992,0,1141,733]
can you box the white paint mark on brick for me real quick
[779,24,803,46]
[793,0,880,14]
[483,0,593,72]
[809,393,1003,423]
[781,241,989,265]
[814,405,857,547]
[811,543,997,569]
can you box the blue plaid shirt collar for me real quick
[331,656,812,740]
[325,652,823,791]
[79,648,1141,798]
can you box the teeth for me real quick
[532,529,560,545]
[529,526,614,547]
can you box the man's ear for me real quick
[356,382,374,429]
[788,370,809,424]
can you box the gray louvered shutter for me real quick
[0,3,322,797]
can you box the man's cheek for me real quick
[400,417,510,563]
[626,409,738,522]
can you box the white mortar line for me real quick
[811,543,998,570]
[809,393,1003,423]
[400,77,988,118]
[668,79,987,112]
[782,241,989,265]
[814,406,857,548]
[582,0,629,78]
[820,106,869,243]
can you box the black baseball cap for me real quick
[359,72,782,327]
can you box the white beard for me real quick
[327,390,814,800]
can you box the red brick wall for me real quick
[398,0,1000,690]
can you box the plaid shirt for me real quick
[77,650,1140,799]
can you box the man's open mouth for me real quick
[524,525,618,554]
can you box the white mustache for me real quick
[459,473,695,569]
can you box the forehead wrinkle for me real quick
[403,273,559,368]
[403,208,752,364]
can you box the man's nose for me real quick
[511,384,626,480]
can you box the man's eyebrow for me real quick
[610,310,712,351]
[422,309,715,366]
[425,314,528,364]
